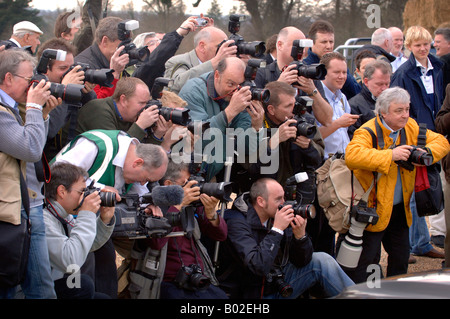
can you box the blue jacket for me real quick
[303,48,361,99]
[391,53,444,131]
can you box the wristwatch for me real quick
[308,88,318,97]
[207,213,218,221]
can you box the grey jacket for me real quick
[164,49,214,94]
[43,200,115,281]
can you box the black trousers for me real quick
[337,203,410,284]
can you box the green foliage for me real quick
[0,0,42,40]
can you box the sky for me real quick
[29,0,240,14]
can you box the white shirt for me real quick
[415,57,434,95]
[391,51,407,72]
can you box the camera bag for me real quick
[414,123,444,217]
[316,127,378,233]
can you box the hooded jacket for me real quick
[217,193,313,298]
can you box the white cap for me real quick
[13,21,43,35]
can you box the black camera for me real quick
[174,264,211,291]
[118,20,150,63]
[31,49,84,104]
[279,172,316,219]
[395,145,433,171]
[289,39,327,81]
[288,115,317,140]
[336,200,378,269]
[241,58,270,103]
[65,62,114,88]
[83,180,116,207]
[265,268,293,298]
[218,14,266,58]
[188,175,233,203]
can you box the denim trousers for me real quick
[263,252,355,299]
[409,193,433,255]
[0,205,56,299]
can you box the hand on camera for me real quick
[226,86,252,121]
[27,79,51,106]
[291,214,307,240]
[43,96,63,119]
[273,204,294,231]
[136,104,160,129]
[279,64,299,85]
[180,180,201,206]
[111,46,129,78]
[80,191,101,214]
[247,100,265,131]
[200,194,220,223]
[392,144,414,162]
[293,135,311,149]
[211,40,238,68]
[61,65,85,85]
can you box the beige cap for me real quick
[13,21,43,35]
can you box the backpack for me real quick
[315,127,378,233]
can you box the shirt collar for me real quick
[0,88,18,110]
[8,38,21,48]
[415,57,434,75]
[321,82,343,102]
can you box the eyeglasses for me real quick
[13,74,32,84]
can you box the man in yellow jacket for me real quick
[344,87,450,283]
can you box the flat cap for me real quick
[13,21,43,35]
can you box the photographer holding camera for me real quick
[36,38,98,159]
[250,81,324,184]
[343,87,450,283]
[178,56,265,182]
[43,162,116,299]
[140,159,228,299]
[52,130,169,297]
[254,26,333,127]
[217,178,353,299]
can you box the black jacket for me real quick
[217,193,313,299]
[348,84,377,139]
[132,30,184,91]
[353,44,396,64]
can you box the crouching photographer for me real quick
[124,159,229,299]
[43,162,117,299]
[217,178,353,299]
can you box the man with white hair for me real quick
[344,87,450,283]
[353,27,396,67]
[388,26,408,72]
[1,21,43,54]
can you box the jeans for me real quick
[264,252,354,299]
[0,206,56,299]
[409,193,433,255]
[54,274,110,299]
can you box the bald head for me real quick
[194,26,228,62]
[276,27,306,67]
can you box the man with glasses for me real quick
[178,56,265,182]
[43,162,116,299]
[0,48,61,299]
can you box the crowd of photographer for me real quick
[0,10,450,300]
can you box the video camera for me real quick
[64,62,114,88]
[241,58,270,103]
[217,14,266,58]
[112,184,191,239]
[117,20,150,64]
[395,145,433,171]
[31,49,84,104]
[289,39,327,81]
[278,172,316,220]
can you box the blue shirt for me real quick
[318,83,351,159]
[0,88,18,110]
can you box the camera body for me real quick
[288,114,317,140]
[220,14,266,58]
[174,263,211,291]
[188,175,233,203]
[117,20,150,63]
[395,145,433,171]
[288,39,327,81]
[265,267,293,298]
[241,58,270,103]
[82,181,116,207]
[278,172,316,220]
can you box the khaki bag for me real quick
[316,153,365,233]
